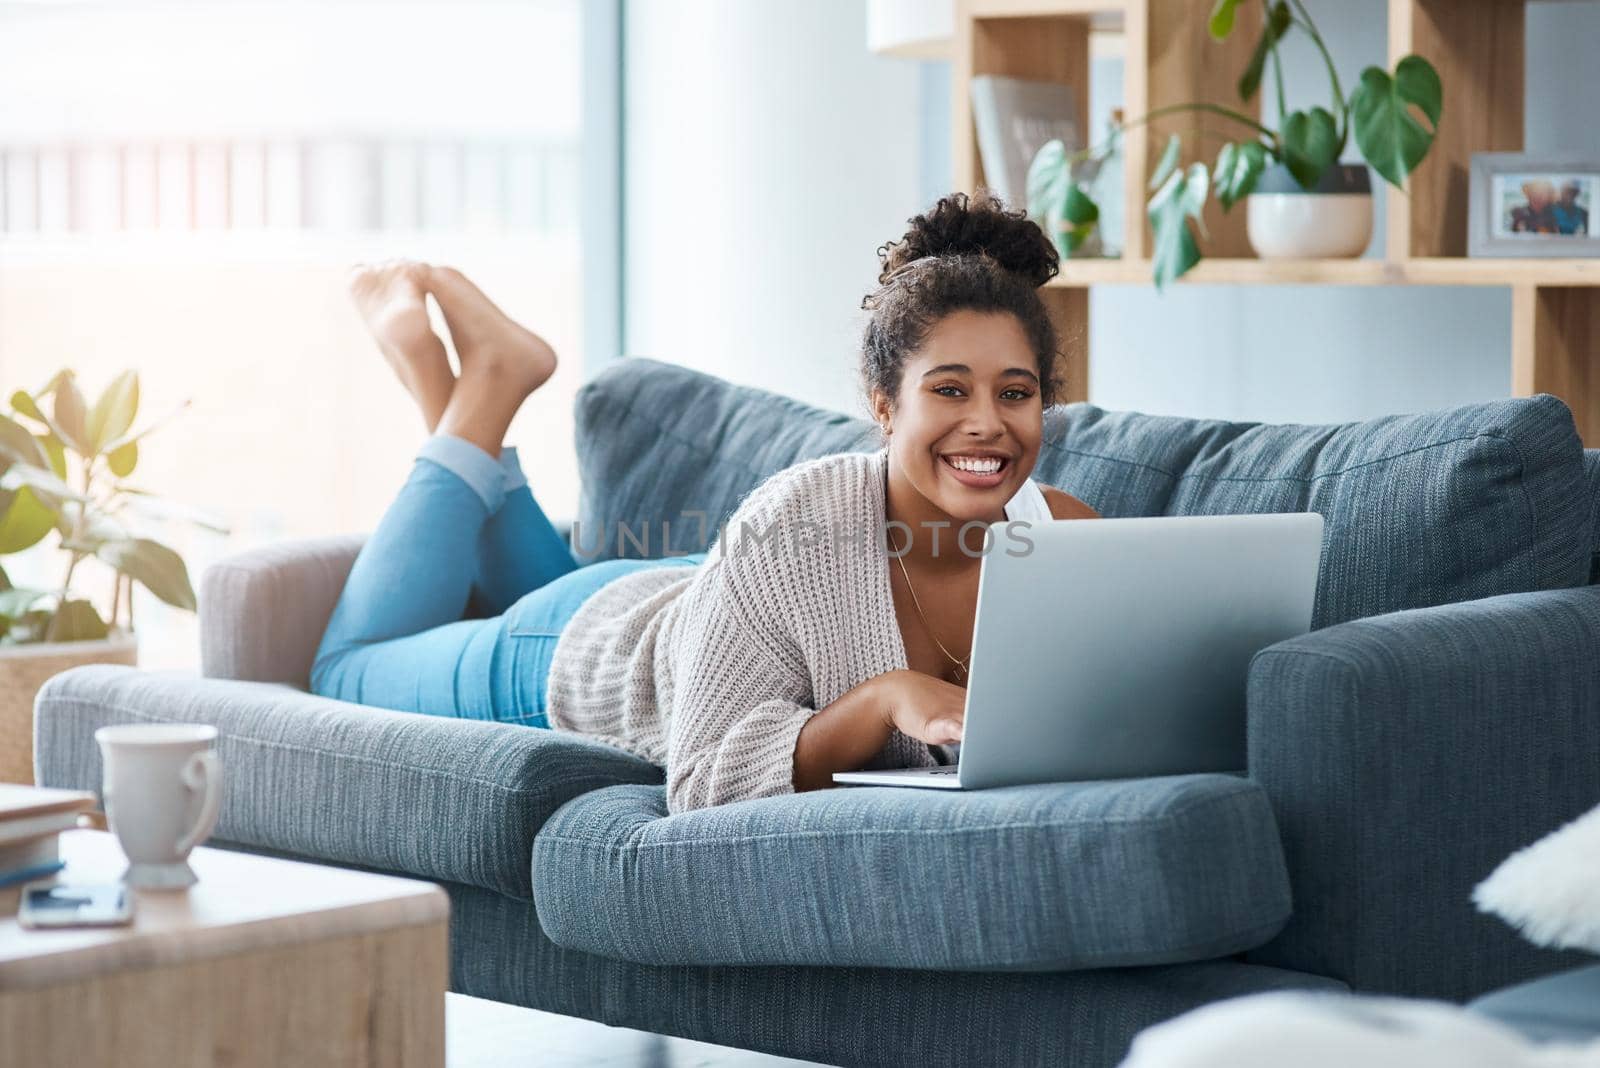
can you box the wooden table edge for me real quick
[1,831,451,992]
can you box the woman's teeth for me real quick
[945,455,1004,474]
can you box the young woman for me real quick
[312,192,1099,813]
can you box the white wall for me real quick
[622,0,925,418]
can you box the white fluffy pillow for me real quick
[1118,992,1576,1068]
[1474,802,1600,954]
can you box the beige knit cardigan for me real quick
[546,448,965,812]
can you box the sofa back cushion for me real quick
[573,359,876,561]
[1041,399,1591,626]
[574,358,1593,626]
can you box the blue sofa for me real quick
[34,359,1600,1067]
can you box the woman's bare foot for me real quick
[426,266,557,396]
[349,260,454,432]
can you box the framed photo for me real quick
[1469,153,1600,257]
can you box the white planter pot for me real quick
[1247,163,1374,259]
[0,628,138,785]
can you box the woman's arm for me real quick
[791,676,895,792]
[791,670,967,792]
[666,546,830,812]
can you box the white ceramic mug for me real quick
[94,723,224,889]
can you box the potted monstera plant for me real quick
[1028,0,1443,288]
[0,369,222,783]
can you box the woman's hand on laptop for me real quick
[878,670,965,745]
[791,669,964,792]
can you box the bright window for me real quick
[0,0,596,668]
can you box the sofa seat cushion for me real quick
[531,774,1292,972]
[34,664,665,901]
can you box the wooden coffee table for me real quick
[0,829,448,1067]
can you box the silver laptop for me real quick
[833,512,1324,790]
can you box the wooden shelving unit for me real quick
[953,0,1600,444]
[1048,257,1600,287]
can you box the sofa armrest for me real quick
[199,535,364,687]
[33,664,663,899]
[1244,586,1600,1001]
[200,524,577,688]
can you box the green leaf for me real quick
[1027,140,1104,259]
[1179,161,1210,237]
[1208,0,1244,39]
[1063,183,1100,226]
[1393,54,1443,127]
[1280,106,1340,189]
[1149,134,1183,192]
[1056,183,1103,253]
[2,460,85,506]
[34,370,70,399]
[1214,140,1268,211]
[9,372,82,465]
[0,487,58,554]
[46,599,108,642]
[107,440,138,478]
[0,412,51,470]
[59,513,129,556]
[96,537,197,611]
[1349,55,1442,189]
[52,372,90,454]
[1148,164,1207,291]
[0,585,53,620]
[0,563,9,590]
[11,390,44,424]
[1026,139,1072,222]
[101,398,192,456]
[1026,138,1071,257]
[38,434,67,479]
[1238,1,1292,103]
[86,370,139,454]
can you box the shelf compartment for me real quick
[1514,286,1600,443]
[953,1,1098,198]
[1388,0,1526,258]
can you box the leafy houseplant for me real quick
[1027,0,1443,288]
[0,369,220,644]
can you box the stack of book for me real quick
[1,783,99,916]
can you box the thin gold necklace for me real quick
[888,526,971,682]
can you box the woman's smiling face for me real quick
[871,308,1045,523]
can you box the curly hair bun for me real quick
[876,191,1059,289]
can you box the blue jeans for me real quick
[310,435,706,726]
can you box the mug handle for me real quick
[174,749,223,857]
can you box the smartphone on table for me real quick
[17,882,135,929]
